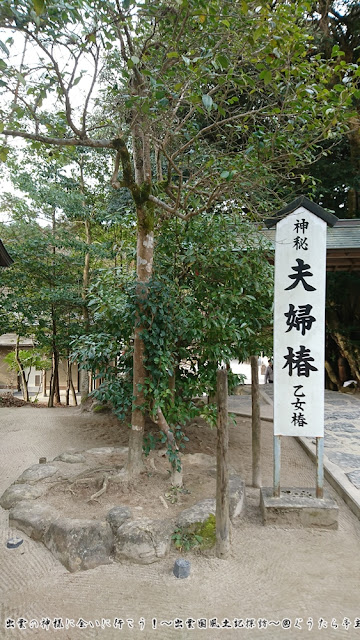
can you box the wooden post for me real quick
[42,369,47,397]
[316,437,324,499]
[216,368,230,559]
[250,355,262,488]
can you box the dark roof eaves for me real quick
[0,240,14,267]
[264,196,339,229]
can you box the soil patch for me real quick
[44,448,218,521]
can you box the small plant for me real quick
[172,527,203,552]
[172,515,216,552]
[164,485,190,504]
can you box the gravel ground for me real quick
[0,405,360,640]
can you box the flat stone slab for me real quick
[229,476,245,519]
[17,464,58,484]
[44,517,113,572]
[177,475,245,527]
[0,483,46,509]
[177,498,216,527]
[326,423,357,433]
[327,452,360,470]
[114,518,174,564]
[54,453,87,464]
[85,447,128,455]
[260,487,338,529]
[346,470,360,490]
[9,500,58,541]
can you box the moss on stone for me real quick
[172,514,216,552]
[192,514,216,549]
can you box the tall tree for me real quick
[0,206,85,405]
[309,1,360,217]
[0,0,357,474]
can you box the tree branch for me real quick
[23,29,83,138]
[172,104,278,159]
[1,129,114,148]
[81,45,100,137]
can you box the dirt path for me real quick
[0,406,360,639]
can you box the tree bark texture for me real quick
[216,368,230,559]
[80,214,92,403]
[128,203,154,477]
[42,369,47,397]
[325,359,341,390]
[15,336,29,402]
[332,331,360,383]
[48,350,60,407]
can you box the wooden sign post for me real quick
[260,197,339,528]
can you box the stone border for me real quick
[1,448,246,572]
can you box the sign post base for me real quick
[260,487,338,529]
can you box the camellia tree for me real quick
[0,0,358,475]
[72,209,274,476]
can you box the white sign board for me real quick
[274,206,326,437]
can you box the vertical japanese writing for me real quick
[274,208,326,437]
[293,218,309,250]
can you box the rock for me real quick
[176,476,245,526]
[177,499,216,527]
[6,536,23,549]
[229,476,246,519]
[86,447,128,456]
[54,453,87,464]
[173,558,191,579]
[114,518,174,564]
[9,500,58,541]
[0,483,46,510]
[106,506,132,532]
[17,464,58,484]
[44,518,113,573]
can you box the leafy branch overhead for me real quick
[0,0,358,218]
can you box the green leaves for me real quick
[33,0,45,16]
[202,94,213,111]
[259,69,272,85]
[0,40,10,56]
[0,146,9,162]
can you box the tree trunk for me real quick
[66,358,71,406]
[155,407,183,486]
[168,370,176,404]
[128,202,154,477]
[325,360,341,391]
[216,368,230,559]
[15,336,29,402]
[68,362,77,406]
[79,369,89,401]
[80,214,92,403]
[332,331,360,383]
[55,365,60,403]
[42,368,47,397]
[48,349,60,407]
[48,305,60,407]
[250,355,262,488]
